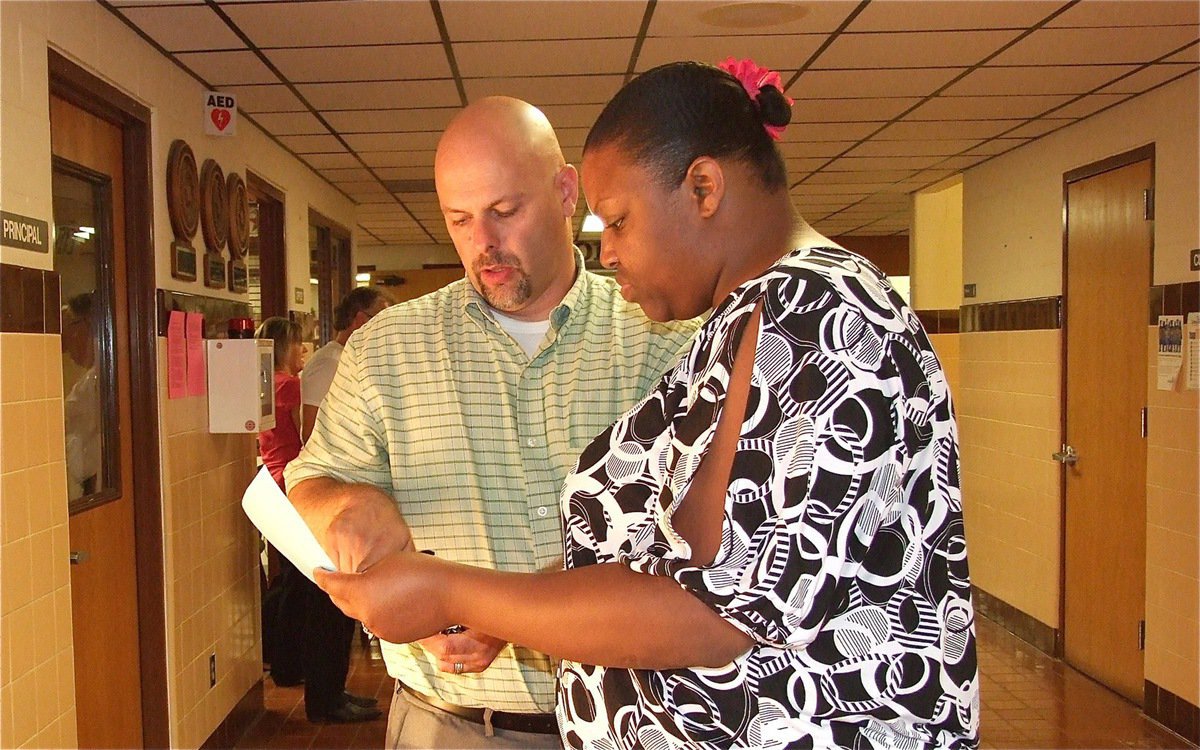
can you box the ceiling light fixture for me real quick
[581,214,604,234]
[698,2,808,29]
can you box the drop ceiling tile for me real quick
[845,139,988,158]
[247,111,328,135]
[873,119,1025,140]
[323,108,457,134]
[358,150,439,169]
[959,138,1031,156]
[946,64,1139,96]
[344,132,443,151]
[991,26,1200,66]
[265,44,451,83]
[537,103,608,130]
[302,151,363,170]
[792,68,963,98]
[806,169,919,184]
[1164,46,1200,63]
[114,5,244,51]
[802,98,923,122]
[1001,118,1075,139]
[277,133,345,153]
[221,83,306,112]
[848,1,1063,31]
[552,127,591,149]
[911,93,1073,120]
[790,121,886,141]
[795,182,897,194]
[175,50,279,86]
[1097,63,1199,94]
[223,1,441,47]
[1049,93,1132,119]
[320,167,376,183]
[462,75,625,106]
[778,141,861,158]
[453,39,633,77]
[298,79,461,109]
[636,34,820,73]
[374,166,435,181]
[648,0,861,37]
[815,30,1020,70]
[441,1,647,41]
[1047,0,1199,28]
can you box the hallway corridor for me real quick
[234,616,1195,749]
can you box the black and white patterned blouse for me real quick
[557,247,979,749]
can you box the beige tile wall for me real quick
[958,329,1063,627]
[0,332,78,749]
[157,341,261,748]
[1143,329,1199,706]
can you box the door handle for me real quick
[69,550,90,565]
[1052,444,1079,466]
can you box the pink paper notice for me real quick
[167,311,186,399]
[186,312,206,396]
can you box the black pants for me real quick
[265,557,356,716]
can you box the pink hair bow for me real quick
[717,57,794,140]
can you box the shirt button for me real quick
[526,438,536,448]
[537,507,548,517]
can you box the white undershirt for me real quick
[490,309,551,357]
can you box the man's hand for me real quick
[290,477,413,573]
[420,630,508,675]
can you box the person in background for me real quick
[314,60,980,750]
[301,287,392,442]
[285,96,699,748]
[62,292,100,499]
[255,316,382,724]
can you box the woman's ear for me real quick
[684,157,725,218]
[555,164,580,218]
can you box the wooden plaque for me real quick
[166,140,200,241]
[228,259,248,293]
[199,158,228,254]
[227,172,250,260]
[204,252,227,288]
[171,241,197,282]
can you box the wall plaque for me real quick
[166,140,201,281]
[226,172,249,293]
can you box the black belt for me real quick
[400,684,560,735]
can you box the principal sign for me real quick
[1,211,49,253]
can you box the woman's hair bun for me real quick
[756,85,792,128]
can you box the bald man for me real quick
[286,97,698,748]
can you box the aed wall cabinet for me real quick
[207,339,276,433]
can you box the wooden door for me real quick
[1063,156,1151,703]
[51,95,144,748]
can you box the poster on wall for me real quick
[167,311,187,399]
[1186,312,1199,391]
[1156,315,1183,391]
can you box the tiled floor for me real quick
[235,617,1196,749]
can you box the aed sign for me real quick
[205,91,237,136]
[1,211,49,253]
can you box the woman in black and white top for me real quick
[316,59,979,750]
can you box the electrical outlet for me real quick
[1190,248,1199,272]
[209,652,217,688]
[963,283,977,299]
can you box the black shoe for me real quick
[271,673,303,687]
[307,700,382,724]
[343,691,379,708]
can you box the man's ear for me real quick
[684,157,725,218]
[556,164,580,218]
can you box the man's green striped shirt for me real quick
[286,260,698,712]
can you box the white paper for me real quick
[241,467,335,582]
